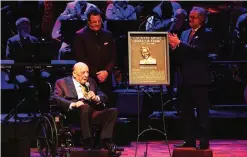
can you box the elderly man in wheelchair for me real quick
[36,62,122,156]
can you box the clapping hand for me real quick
[168,33,180,49]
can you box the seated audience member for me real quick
[6,17,39,61]
[52,62,120,155]
[146,1,174,31]
[5,17,50,107]
[105,0,137,20]
[52,0,97,60]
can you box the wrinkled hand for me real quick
[87,91,97,101]
[168,33,180,49]
[71,101,84,108]
[96,70,108,83]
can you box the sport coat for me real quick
[52,76,108,112]
[174,26,213,85]
[74,26,116,79]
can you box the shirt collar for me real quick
[72,77,82,87]
[192,25,202,32]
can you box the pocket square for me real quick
[104,42,108,45]
[194,36,199,39]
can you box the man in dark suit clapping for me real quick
[168,7,213,150]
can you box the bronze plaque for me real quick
[128,32,170,85]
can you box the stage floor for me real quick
[30,140,247,157]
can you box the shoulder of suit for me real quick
[76,27,112,36]
[75,27,87,35]
[181,29,190,36]
[184,29,191,33]
[57,76,70,83]
[8,35,19,41]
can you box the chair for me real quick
[35,84,103,157]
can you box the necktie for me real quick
[188,29,195,44]
[81,85,88,98]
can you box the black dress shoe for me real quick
[174,141,196,148]
[100,139,123,154]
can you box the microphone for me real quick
[85,82,90,92]
[84,82,91,102]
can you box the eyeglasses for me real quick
[189,16,199,20]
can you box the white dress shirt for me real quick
[69,77,101,110]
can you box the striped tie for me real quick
[81,85,88,98]
[188,30,195,44]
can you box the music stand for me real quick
[13,42,54,64]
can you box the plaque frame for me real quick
[128,32,170,85]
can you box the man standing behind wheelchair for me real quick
[52,62,121,155]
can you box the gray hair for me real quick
[191,7,208,24]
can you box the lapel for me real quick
[88,77,95,92]
[186,26,204,44]
[185,29,192,43]
[66,76,78,98]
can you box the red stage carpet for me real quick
[30,140,247,157]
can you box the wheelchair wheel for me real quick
[36,113,58,157]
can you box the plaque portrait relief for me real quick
[139,46,157,65]
[128,32,170,85]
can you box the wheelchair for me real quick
[35,82,111,157]
[35,80,73,157]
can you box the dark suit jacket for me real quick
[52,76,108,112]
[6,34,39,61]
[73,26,116,79]
[174,26,212,85]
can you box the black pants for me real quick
[79,104,118,139]
[178,84,210,144]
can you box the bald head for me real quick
[72,62,89,84]
[73,62,88,71]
